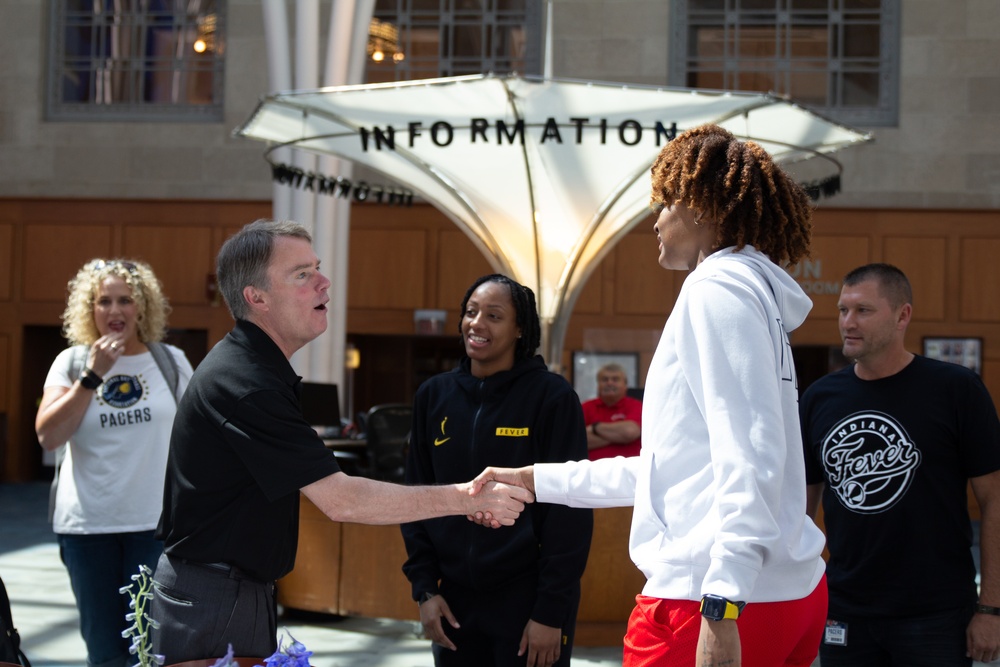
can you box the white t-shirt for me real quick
[44,344,194,534]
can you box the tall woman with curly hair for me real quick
[476,124,828,666]
[36,259,194,667]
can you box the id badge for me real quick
[824,619,848,646]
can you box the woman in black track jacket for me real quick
[401,274,593,667]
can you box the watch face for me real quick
[701,595,726,620]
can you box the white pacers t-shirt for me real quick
[44,345,193,534]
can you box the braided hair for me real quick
[650,124,813,266]
[458,274,542,362]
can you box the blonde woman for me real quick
[36,259,193,667]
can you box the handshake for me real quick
[460,465,537,529]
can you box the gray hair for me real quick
[217,219,312,320]
[597,363,628,379]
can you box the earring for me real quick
[694,215,702,226]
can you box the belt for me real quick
[178,558,271,586]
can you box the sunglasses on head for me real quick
[93,259,138,274]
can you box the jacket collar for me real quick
[453,354,548,395]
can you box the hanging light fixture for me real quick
[192,13,217,54]
[367,18,404,63]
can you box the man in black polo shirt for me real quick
[151,219,533,662]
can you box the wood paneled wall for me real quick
[2,198,1000,480]
[0,199,266,482]
[789,209,1000,407]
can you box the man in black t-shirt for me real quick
[151,219,533,663]
[800,263,1000,666]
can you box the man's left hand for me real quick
[967,612,1000,663]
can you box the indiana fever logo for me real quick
[821,411,921,514]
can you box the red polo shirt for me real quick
[581,395,642,460]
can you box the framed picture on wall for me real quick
[572,352,640,401]
[922,337,982,375]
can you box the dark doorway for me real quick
[793,344,848,396]
[346,333,465,420]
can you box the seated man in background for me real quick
[582,363,642,460]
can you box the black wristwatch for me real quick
[79,367,104,391]
[418,591,438,605]
[699,594,746,621]
[591,422,600,436]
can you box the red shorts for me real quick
[623,574,827,667]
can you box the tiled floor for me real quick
[10,480,991,667]
[0,482,623,667]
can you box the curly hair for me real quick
[61,259,170,346]
[458,274,542,362]
[649,124,813,266]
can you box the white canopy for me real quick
[235,74,872,365]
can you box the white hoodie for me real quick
[536,246,826,604]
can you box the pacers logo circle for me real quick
[101,374,144,408]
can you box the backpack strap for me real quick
[67,344,88,385]
[147,341,181,404]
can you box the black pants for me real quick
[433,576,580,667]
[819,605,974,667]
[149,553,277,664]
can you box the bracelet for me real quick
[591,422,599,436]
[79,367,104,391]
[976,604,1000,616]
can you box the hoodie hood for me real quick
[705,245,813,332]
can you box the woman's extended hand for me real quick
[471,465,536,496]
[466,466,536,526]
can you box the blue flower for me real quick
[258,632,312,667]
[209,644,236,667]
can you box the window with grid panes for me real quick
[669,0,898,126]
[367,0,540,84]
[46,0,225,122]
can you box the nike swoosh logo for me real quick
[434,437,451,446]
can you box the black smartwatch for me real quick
[699,594,746,621]
[79,367,104,391]
[976,604,1000,616]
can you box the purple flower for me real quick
[209,644,235,667]
[258,632,312,667]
